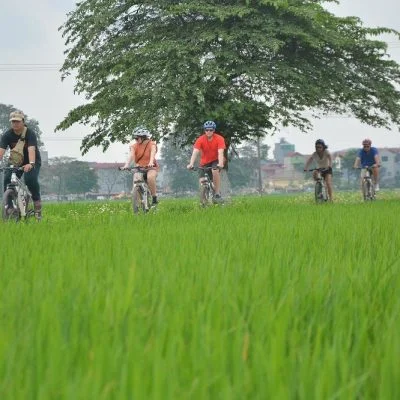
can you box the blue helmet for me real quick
[203,120,216,130]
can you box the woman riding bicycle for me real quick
[303,139,333,201]
[122,127,159,206]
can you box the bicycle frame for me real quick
[120,166,154,214]
[133,169,151,212]
[306,168,328,203]
[192,166,217,206]
[360,166,376,201]
[1,165,34,221]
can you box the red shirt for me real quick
[194,133,226,166]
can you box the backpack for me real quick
[9,127,27,166]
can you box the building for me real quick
[273,138,295,163]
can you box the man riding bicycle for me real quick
[353,138,380,192]
[303,139,333,201]
[0,110,42,220]
[121,127,159,206]
[187,120,226,202]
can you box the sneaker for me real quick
[375,184,380,192]
[212,194,223,204]
[151,199,158,208]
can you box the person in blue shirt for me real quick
[353,138,380,191]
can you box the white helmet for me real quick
[133,126,151,139]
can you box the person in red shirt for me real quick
[187,120,226,200]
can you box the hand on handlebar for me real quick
[23,164,34,173]
[187,164,194,170]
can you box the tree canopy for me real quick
[57,0,400,154]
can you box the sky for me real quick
[0,0,399,162]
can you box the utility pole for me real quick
[256,136,263,194]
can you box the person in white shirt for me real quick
[304,139,333,201]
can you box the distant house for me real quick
[379,148,400,185]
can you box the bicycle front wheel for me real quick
[200,184,211,206]
[362,179,371,200]
[132,186,152,214]
[314,181,323,203]
[2,189,20,222]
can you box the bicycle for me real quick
[305,168,329,203]
[0,165,35,222]
[119,166,155,214]
[190,166,222,207]
[357,166,378,201]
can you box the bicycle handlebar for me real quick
[118,166,156,172]
[354,165,380,169]
[0,166,24,172]
[304,168,330,172]
[190,166,222,171]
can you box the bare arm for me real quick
[187,148,200,169]
[303,156,313,170]
[148,143,157,166]
[27,146,36,163]
[217,148,224,168]
[0,148,5,161]
[123,144,136,168]
[374,153,380,167]
[22,146,37,173]
[327,153,332,168]
[353,156,361,168]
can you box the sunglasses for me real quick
[205,129,214,132]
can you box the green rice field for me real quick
[1,192,400,399]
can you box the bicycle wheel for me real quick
[314,181,324,203]
[2,189,20,222]
[200,184,211,206]
[132,186,143,214]
[362,179,371,200]
[25,195,35,219]
[143,187,152,212]
[132,186,152,214]
[321,183,328,201]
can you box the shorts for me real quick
[198,160,219,179]
[320,167,332,178]
[360,166,374,179]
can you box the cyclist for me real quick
[0,110,42,220]
[187,120,226,201]
[303,139,333,201]
[353,138,380,191]
[121,127,159,205]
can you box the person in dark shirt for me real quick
[0,110,42,220]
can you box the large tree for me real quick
[41,157,98,198]
[57,0,400,154]
[0,103,44,146]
